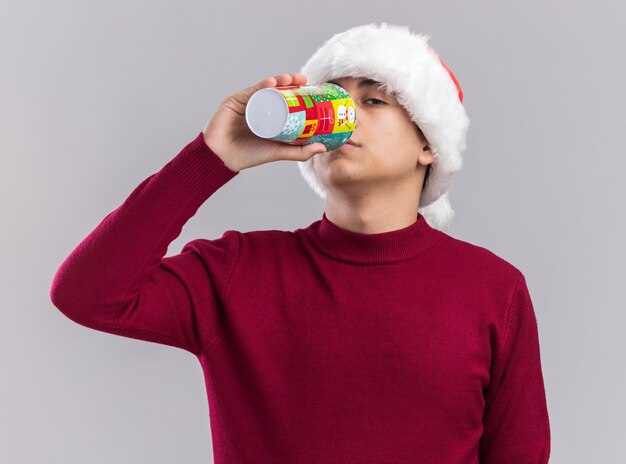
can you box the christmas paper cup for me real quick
[245,83,356,151]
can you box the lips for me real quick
[346,140,360,146]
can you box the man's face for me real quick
[312,76,432,198]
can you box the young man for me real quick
[50,23,551,464]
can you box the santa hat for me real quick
[297,22,470,231]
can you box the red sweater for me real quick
[50,132,551,463]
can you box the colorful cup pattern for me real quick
[247,83,356,151]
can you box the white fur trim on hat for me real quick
[297,22,470,231]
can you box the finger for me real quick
[305,143,327,156]
[273,73,308,88]
[273,73,293,87]
[276,142,327,162]
[235,73,293,106]
[291,73,307,86]
[299,143,328,161]
[272,73,307,87]
[234,75,278,106]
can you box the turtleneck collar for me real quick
[305,212,444,265]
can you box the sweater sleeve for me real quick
[49,132,240,357]
[479,274,551,463]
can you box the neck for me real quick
[323,185,423,234]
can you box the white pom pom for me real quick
[419,192,455,231]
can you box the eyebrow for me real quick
[328,78,385,89]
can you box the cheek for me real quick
[369,127,418,170]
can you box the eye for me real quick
[364,98,386,105]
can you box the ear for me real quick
[418,144,434,167]
[413,123,433,166]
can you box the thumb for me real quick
[298,142,328,161]
[275,142,327,162]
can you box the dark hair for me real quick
[422,164,431,192]
[415,123,431,192]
